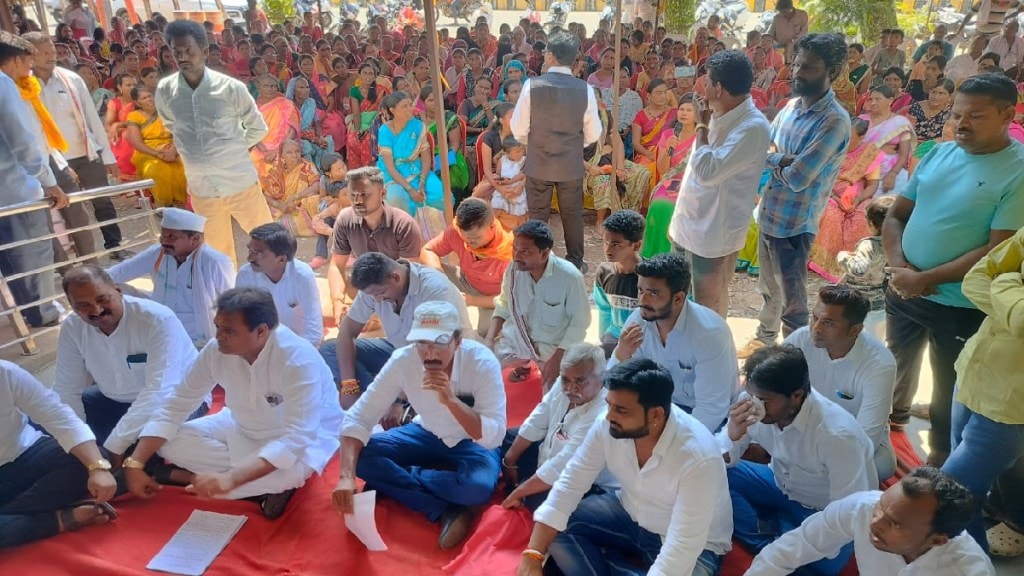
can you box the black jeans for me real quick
[885,289,985,454]
[82,385,210,449]
[755,232,815,343]
[0,436,90,548]
[67,156,122,250]
[500,428,545,510]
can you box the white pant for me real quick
[159,411,313,500]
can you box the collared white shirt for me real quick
[784,327,896,450]
[0,360,94,466]
[493,255,591,361]
[746,490,996,576]
[53,296,198,454]
[347,261,474,347]
[0,72,50,204]
[155,68,268,198]
[341,340,506,449]
[536,406,733,576]
[517,383,608,485]
[670,97,771,259]
[718,389,876,510]
[142,326,344,473]
[39,67,114,163]
[236,260,323,346]
[610,302,737,432]
[510,66,602,148]
[985,34,1024,70]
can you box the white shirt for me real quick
[53,296,199,454]
[985,34,1024,70]
[0,360,94,466]
[236,260,323,346]
[341,340,506,449]
[535,406,733,576]
[670,97,771,259]
[517,383,609,485]
[155,68,268,198]
[142,327,344,473]
[746,490,996,576]
[784,327,896,451]
[493,255,591,361]
[945,54,980,83]
[39,67,115,164]
[510,66,602,148]
[610,302,738,432]
[347,261,473,347]
[718,389,876,510]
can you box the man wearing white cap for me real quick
[108,208,234,346]
[332,301,506,550]
[53,265,203,464]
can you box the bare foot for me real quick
[57,502,116,533]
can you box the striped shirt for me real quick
[759,90,851,239]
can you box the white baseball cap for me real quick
[406,301,461,343]
[161,207,207,233]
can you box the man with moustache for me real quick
[108,208,234,347]
[53,266,202,464]
[333,301,506,550]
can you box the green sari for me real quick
[427,110,470,191]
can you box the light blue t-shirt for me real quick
[902,140,1024,308]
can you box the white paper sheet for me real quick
[344,490,388,551]
[146,510,248,575]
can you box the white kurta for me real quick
[53,296,198,455]
[108,243,235,342]
[235,260,323,346]
[142,327,344,499]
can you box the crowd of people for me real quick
[2,2,1024,575]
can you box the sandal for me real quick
[988,522,1024,557]
[509,366,532,383]
[58,500,117,532]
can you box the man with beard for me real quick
[326,166,422,325]
[53,266,202,464]
[517,358,733,576]
[611,253,737,432]
[485,221,590,390]
[333,301,506,550]
[108,208,235,347]
[721,345,875,575]
[741,33,851,359]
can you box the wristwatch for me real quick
[122,456,146,470]
[87,458,112,473]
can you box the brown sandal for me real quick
[58,500,117,532]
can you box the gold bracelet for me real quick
[340,379,361,395]
[123,456,146,470]
[521,549,545,562]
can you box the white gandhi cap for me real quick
[161,208,207,233]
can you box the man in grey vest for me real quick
[510,32,602,271]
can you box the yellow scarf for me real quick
[453,218,514,261]
[17,76,68,153]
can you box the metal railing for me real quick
[0,180,159,355]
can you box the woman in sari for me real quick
[455,48,490,108]
[296,53,345,155]
[587,48,617,89]
[420,85,470,199]
[247,57,271,100]
[751,46,778,91]
[643,96,697,257]
[630,79,675,194]
[848,43,872,95]
[810,118,884,280]
[472,102,515,200]
[346,63,389,168]
[105,73,137,179]
[377,92,447,215]
[458,75,493,147]
[881,67,914,112]
[124,86,187,207]
[251,74,299,178]
[260,139,323,237]
[494,60,526,100]
[861,85,915,194]
[288,76,334,169]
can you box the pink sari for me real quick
[633,108,676,191]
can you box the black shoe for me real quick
[259,488,297,520]
[438,504,475,550]
[110,249,136,262]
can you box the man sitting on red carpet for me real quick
[333,301,506,550]
[122,287,345,520]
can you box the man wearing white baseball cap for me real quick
[108,208,234,347]
[333,301,507,550]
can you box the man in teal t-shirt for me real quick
[882,73,1024,466]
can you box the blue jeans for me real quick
[0,211,60,326]
[356,422,500,522]
[755,232,814,343]
[318,337,396,389]
[942,398,1024,550]
[728,461,853,575]
[549,491,722,576]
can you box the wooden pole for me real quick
[35,0,50,31]
[653,0,659,36]
[423,0,454,222]
[610,0,622,198]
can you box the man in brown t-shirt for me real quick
[327,167,423,324]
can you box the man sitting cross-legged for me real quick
[745,467,994,576]
[53,265,204,465]
[485,220,590,390]
[784,284,898,481]
[123,287,345,520]
[108,207,234,347]
[611,253,737,432]
[518,358,733,576]
[500,342,612,511]
[0,361,118,548]
[721,345,876,576]
[332,301,506,550]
